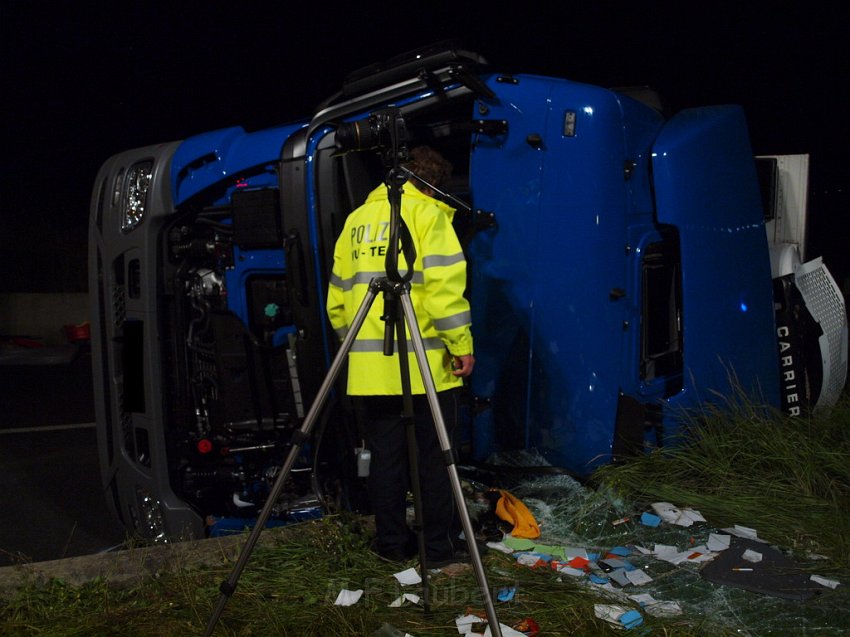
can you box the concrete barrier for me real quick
[0,531,279,595]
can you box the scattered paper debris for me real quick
[516,553,549,567]
[721,524,765,542]
[742,549,763,563]
[707,533,731,552]
[567,556,592,571]
[486,541,514,554]
[625,569,653,586]
[651,502,706,527]
[393,567,422,586]
[608,568,631,586]
[553,564,586,577]
[531,543,566,558]
[502,536,536,551]
[334,588,363,606]
[388,593,421,607]
[594,604,629,624]
[594,604,643,629]
[455,613,483,634]
[810,574,840,589]
[628,593,683,617]
[651,543,716,565]
[640,512,661,527]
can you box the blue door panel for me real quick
[652,106,780,414]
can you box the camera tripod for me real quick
[204,166,502,637]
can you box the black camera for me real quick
[335,108,409,155]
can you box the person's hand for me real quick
[451,354,475,377]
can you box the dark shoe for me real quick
[427,552,471,569]
[452,538,491,557]
[428,543,488,569]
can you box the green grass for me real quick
[2,395,849,636]
[592,394,850,568]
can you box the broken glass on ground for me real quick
[459,462,847,636]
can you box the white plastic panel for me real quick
[795,258,849,409]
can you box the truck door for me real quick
[652,106,781,416]
[467,75,633,475]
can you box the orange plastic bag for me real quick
[493,489,540,539]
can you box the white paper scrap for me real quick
[394,567,422,586]
[651,502,680,522]
[516,553,543,566]
[455,613,483,634]
[633,545,652,555]
[608,568,631,586]
[681,509,706,524]
[389,593,421,607]
[721,524,765,542]
[651,502,705,527]
[556,565,586,577]
[653,544,690,565]
[563,546,589,559]
[628,593,656,605]
[625,569,653,585]
[588,580,624,597]
[628,594,683,617]
[810,575,840,589]
[742,549,763,563]
[653,543,678,557]
[485,541,514,554]
[685,546,717,564]
[707,533,731,552]
[665,551,692,565]
[594,604,631,628]
[333,588,363,606]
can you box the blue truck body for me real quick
[88,46,843,540]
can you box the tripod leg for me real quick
[398,294,503,637]
[393,315,431,613]
[203,284,379,637]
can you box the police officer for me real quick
[326,146,474,564]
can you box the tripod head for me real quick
[335,107,416,284]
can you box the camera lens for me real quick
[335,116,380,153]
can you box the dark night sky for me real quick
[2,1,848,293]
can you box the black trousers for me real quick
[354,388,461,561]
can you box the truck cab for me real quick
[89,44,847,541]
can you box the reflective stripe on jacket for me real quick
[326,182,473,395]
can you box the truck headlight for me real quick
[121,160,153,232]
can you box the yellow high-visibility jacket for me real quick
[326,182,473,395]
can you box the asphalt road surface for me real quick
[0,345,127,567]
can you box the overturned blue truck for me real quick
[89,45,848,541]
